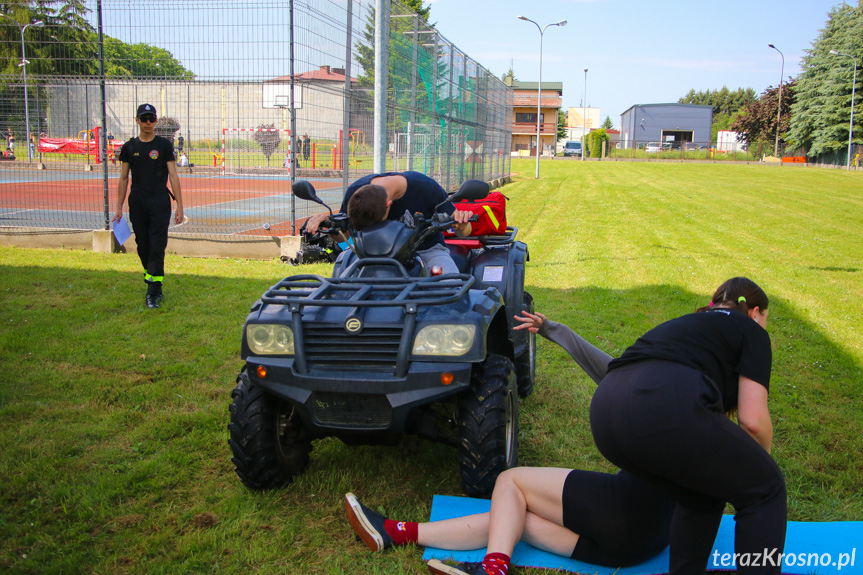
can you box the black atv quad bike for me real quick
[229,178,534,497]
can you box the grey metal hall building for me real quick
[620,103,714,149]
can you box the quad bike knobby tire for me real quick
[458,354,519,498]
[515,291,536,397]
[228,370,311,489]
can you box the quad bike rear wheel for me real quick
[515,291,536,397]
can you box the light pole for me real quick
[768,44,784,159]
[582,68,588,161]
[518,15,567,179]
[1,16,45,162]
[830,50,858,171]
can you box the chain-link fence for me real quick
[571,139,861,168]
[0,0,512,238]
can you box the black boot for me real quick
[145,281,163,309]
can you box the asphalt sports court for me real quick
[0,167,346,236]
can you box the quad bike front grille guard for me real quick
[261,259,475,377]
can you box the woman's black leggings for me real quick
[590,360,787,575]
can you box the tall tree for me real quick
[601,115,613,130]
[678,87,756,118]
[787,3,862,157]
[354,0,439,135]
[399,0,430,22]
[730,80,797,148]
[1,2,192,78]
[557,109,566,141]
[96,36,193,80]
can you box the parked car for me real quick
[644,142,669,153]
[562,141,582,157]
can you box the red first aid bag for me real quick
[446,191,508,236]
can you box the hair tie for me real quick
[708,301,714,307]
[738,296,746,304]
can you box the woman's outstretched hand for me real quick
[513,311,547,333]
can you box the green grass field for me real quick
[1,159,861,574]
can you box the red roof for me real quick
[269,65,357,83]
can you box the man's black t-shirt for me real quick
[340,171,455,251]
[607,308,772,412]
[118,136,175,199]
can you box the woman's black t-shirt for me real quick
[607,308,771,411]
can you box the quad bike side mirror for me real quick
[292,180,332,214]
[451,179,489,203]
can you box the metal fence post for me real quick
[342,0,354,193]
[373,0,390,173]
[97,0,110,230]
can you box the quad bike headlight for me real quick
[247,324,295,355]
[412,325,476,357]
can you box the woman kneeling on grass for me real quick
[345,309,676,575]
[591,277,785,575]
[346,277,784,575]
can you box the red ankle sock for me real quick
[383,518,418,545]
[481,552,511,575]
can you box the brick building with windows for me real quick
[506,76,562,157]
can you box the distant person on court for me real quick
[302,134,310,162]
[304,171,472,273]
[7,129,14,152]
[178,152,190,167]
[113,103,184,310]
[177,134,184,154]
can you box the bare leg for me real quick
[418,513,490,550]
[417,467,579,557]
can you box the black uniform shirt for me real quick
[608,308,772,412]
[118,136,175,198]
[340,171,455,251]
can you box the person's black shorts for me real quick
[562,468,674,566]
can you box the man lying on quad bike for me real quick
[304,170,474,273]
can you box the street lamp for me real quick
[518,15,567,179]
[829,50,858,171]
[1,15,45,162]
[768,44,784,159]
[582,68,588,161]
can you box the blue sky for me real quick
[425,0,844,126]
[92,0,845,129]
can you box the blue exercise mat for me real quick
[422,495,861,575]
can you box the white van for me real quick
[563,141,582,157]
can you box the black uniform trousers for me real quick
[128,191,171,282]
[590,360,787,575]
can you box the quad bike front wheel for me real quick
[457,354,519,498]
[228,370,312,489]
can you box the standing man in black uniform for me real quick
[113,103,184,309]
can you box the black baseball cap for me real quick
[136,103,157,117]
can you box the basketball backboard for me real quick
[263,82,303,109]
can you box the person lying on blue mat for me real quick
[345,309,676,575]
